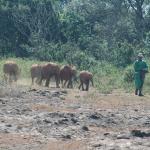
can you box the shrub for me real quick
[66,51,97,70]
[113,42,135,67]
[123,65,134,83]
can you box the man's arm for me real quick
[143,61,148,73]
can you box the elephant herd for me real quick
[3,61,94,91]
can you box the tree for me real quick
[125,0,146,41]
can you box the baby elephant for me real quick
[3,61,20,83]
[60,65,77,88]
[39,62,60,88]
[79,71,94,91]
[30,64,42,85]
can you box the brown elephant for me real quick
[30,64,42,85]
[60,65,77,88]
[39,62,60,88]
[79,71,94,91]
[3,61,20,83]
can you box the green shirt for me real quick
[134,60,148,73]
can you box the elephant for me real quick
[79,71,93,91]
[39,62,60,88]
[30,64,42,85]
[3,61,21,83]
[60,65,77,88]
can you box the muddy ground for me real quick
[0,83,150,150]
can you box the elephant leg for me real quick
[39,77,43,86]
[64,80,67,88]
[78,82,82,90]
[91,78,94,87]
[67,80,70,88]
[9,73,13,84]
[45,77,50,87]
[35,77,39,84]
[61,80,64,88]
[86,80,89,91]
[68,79,73,88]
[4,74,8,83]
[8,75,11,84]
[32,77,34,85]
[37,78,42,85]
[71,80,73,88]
[79,80,84,91]
[82,83,85,91]
[14,73,17,82]
[55,75,60,88]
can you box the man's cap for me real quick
[138,53,143,58]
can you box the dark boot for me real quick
[139,90,144,96]
[135,89,138,95]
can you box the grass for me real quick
[0,57,150,94]
[90,62,123,94]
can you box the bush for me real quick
[123,65,134,83]
[90,62,122,93]
[113,42,135,67]
[66,51,97,70]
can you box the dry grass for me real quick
[31,103,55,112]
[64,88,150,110]
[0,133,37,145]
[44,140,87,150]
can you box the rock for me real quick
[43,119,51,124]
[52,97,61,101]
[22,108,32,112]
[51,91,60,97]
[59,96,65,100]
[17,126,22,130]
[62,134,71,139]
[111,114,115,117]
[71,118,78,124]
[93,144,102,148]
[6,124,12,127]
[0,98,7,104]
[61,90,68,94]
[4,129,9,133]
[90,113,102,120]
[2,101,6,104]
[82,126,89,131]
[117,134,130,139]
[28,89,37,92]
[40,91,47,96]
[131,130,150,138]
[104,133,110,136]
[106,118,117,124]
[143,121,150,125]
[54,121,58,125]
[58,118,69,124]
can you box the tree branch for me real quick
[127,0,137,11]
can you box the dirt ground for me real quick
[0,82,150,150]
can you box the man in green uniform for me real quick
[134,53,148,96]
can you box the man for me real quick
[134,53,148,96]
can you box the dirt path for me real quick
[0,84,150,150]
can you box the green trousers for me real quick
[134,72,144,90]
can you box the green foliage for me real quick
[68,51,97,70]
[123,65,134,83]
[113,42,135,67]
[90,62,122,93]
